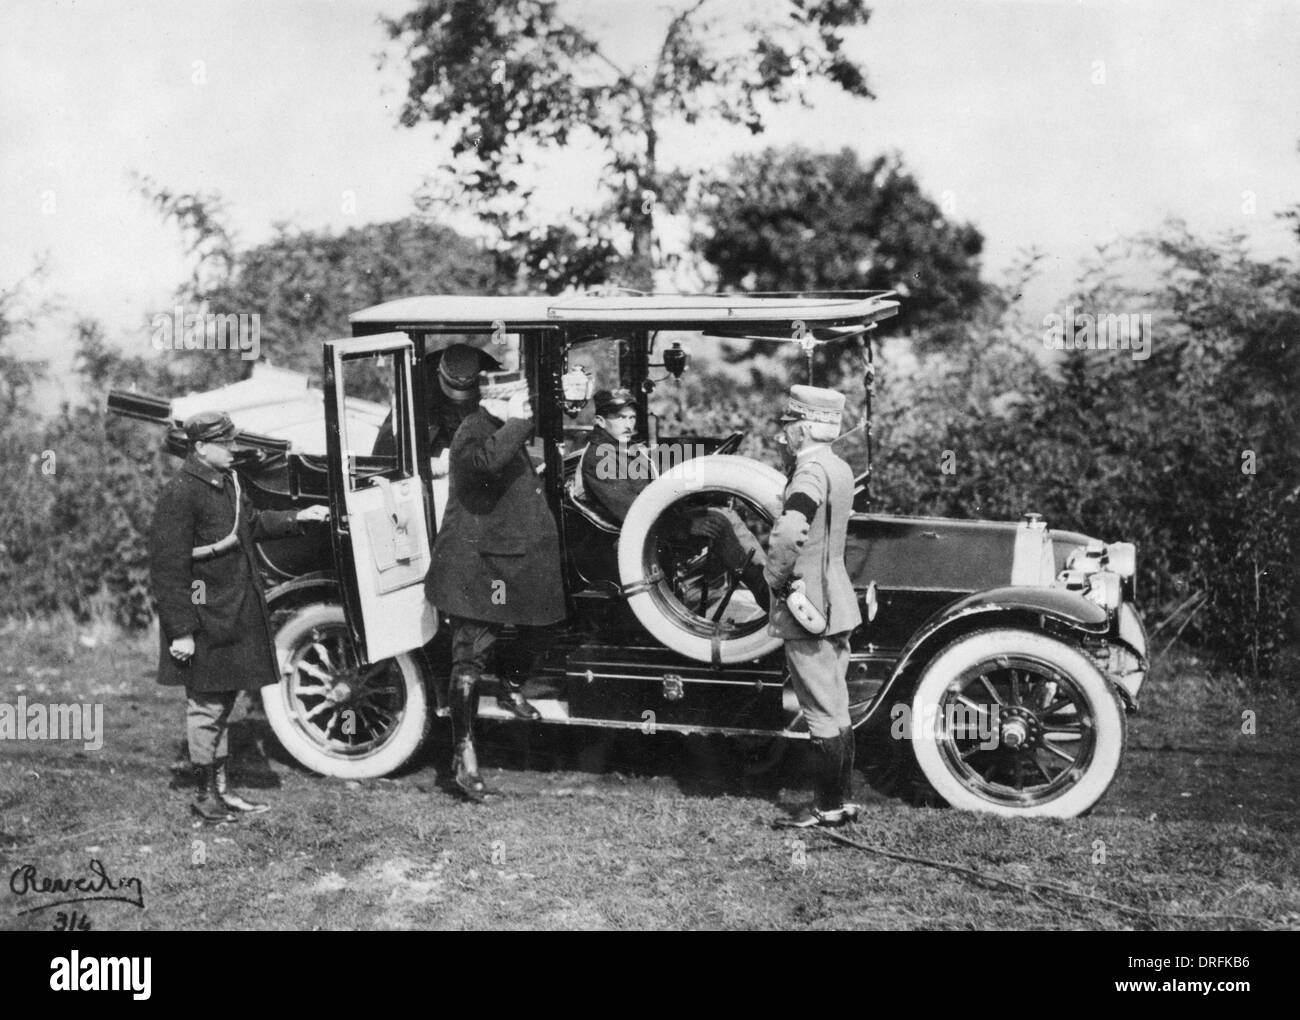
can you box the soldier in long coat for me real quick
[764,385,864,829]
[150,411,328,821]
[424,370,565,800]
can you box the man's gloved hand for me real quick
[691,510,750,572]
[506,391,533,422]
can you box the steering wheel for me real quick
[712,431,745,456]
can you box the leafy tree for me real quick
[0,264,53,417]
[694,146,987,334]
[135,173,502,391]
[384,0,876,290]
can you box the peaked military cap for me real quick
[184,410,239,444]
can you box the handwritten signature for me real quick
[9,858,145,915]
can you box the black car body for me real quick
[110,292,1147,817]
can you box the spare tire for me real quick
[618,454,786,664]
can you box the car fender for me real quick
[265,572,340,614]
[855,586,1109,730]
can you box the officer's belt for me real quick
[191,472,242,562]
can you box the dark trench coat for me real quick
[149,453,303,692]
[424,408,565,627]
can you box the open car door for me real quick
[323,334,437,663]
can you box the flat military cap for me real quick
[478,369,528,401]
[779,384,846,426]
[184,410,239,444]
[437,343,497,402]
[594,388,636,416]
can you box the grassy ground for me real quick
[2,617,1297,930]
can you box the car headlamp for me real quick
[1105,542,1136,578]
[1084,570,1123,611]
[1067,540,1107,576]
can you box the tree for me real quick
[384,0,876,290]
[135,173,502,391]
[0,263,53,418]
[694,146,987,333]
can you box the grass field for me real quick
[2,618,1297,930]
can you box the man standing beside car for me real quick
[424,371,566,801]
[150,411,329,822]
[765,385,863,828]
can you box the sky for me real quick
[2,0,1298,400]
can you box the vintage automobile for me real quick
[109,292,1148,817]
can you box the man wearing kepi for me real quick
[425,370,565,801]
[766,385,863,829]
[577,388,656,522]
[150,411,329,822]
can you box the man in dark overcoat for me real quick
[150,411,329,821]
[424,370,565,800]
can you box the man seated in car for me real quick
[576,388,656,523]
[577,388,768,610]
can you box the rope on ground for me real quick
[813,827,1278,928]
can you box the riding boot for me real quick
[811,732,846,813]
[213,758,270,814]
[190,764,235,823]
[449,669,489,800]
[773,733,852,828]
[838,726,861,820]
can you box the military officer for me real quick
[424,370,565,801]
[372,343,500,474]
[150,411,329,822]
[765,385,864,828]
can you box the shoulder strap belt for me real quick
[191,472,242,562]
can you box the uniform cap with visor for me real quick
[778,384,845,427]
[184,410,239,445]
[594,388,636,417]
[437,344,491,403]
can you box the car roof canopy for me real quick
[349,292,899,337]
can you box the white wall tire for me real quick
[908,628,1125,818]
[263,602,430,779]
[618,455,786,665]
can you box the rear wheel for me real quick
[908,628,1125,817]
[263,602,430,779]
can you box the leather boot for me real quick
[449,669,491,801]
[214,758,270,814]
[839,726,862,820]
[812,732,846,813]
[497,675,541,721]
[774,733,853,829]
[190,764,235,823]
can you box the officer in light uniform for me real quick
[150,411,329,822]
[765,385,863,828]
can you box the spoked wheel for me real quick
[263,602,429,779]
[909,628,1125,817]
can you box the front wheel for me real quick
[908,628,1125,818]
[263,602,430,779]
